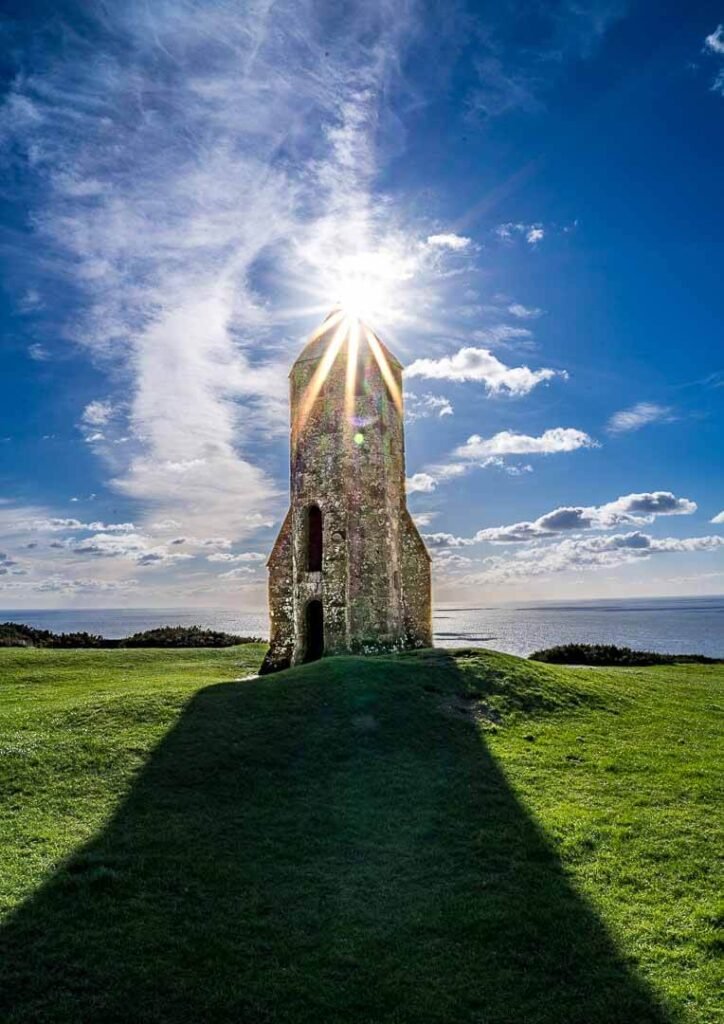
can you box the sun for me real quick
[335,272,386,324]
[331,248,414,327]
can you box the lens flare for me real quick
[295,310,403,439]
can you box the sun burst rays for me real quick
[344,316,360,424]
[365,325,403,416]
[295,311,403,439]
[294,315,349,436]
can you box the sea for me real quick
[2,595,723,658]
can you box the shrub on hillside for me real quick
[0,622,261,649]
[529,643,719,666]
[121,626,261,648]
[0,623,105,648]
[1,623,47,647]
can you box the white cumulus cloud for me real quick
[425,233,471,250]
[455,427,597,459]
[406,473,438,494]
[406,347,565,396]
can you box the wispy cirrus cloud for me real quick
[81,401,115,428]
[705,25,724,54]
[27,343,51,362]
[607,402,674,433]
[0,551,23,576]
[0,0,436,545]
[21,518,135,533]
[704,25,724,94]
[217,566,259,580]
[404,392,454,421]
[471,325,535,347]
[468,2,627,119]
[507,303,543,319]
[495,222,545,245]
[206,551,266,564]
[0,575,140,596]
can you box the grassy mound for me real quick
[0,621,261,648]
[0,645,720,1023]
[529,642,721,666]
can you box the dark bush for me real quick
[0,622,262,649]
[120,626,262,648]
[529,643,719,666]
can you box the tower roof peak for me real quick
[292,309,403,372]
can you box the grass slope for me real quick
[0,646,721,1023]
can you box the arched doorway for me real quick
[304,600,324,662]
[307,504,322,572]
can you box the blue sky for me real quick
[1,0,722,609]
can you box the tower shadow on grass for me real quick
[0,652,671,1024]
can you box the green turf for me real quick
[0,645,721,1023]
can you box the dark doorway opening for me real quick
[304,600,324,662]
[307,505,322,572]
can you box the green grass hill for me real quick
[0,645,721,1023]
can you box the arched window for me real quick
[307,504,322,572]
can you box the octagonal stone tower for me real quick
[260,311,432,674]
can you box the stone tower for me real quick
[260,309,432,673]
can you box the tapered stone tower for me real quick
[260,310,432,674]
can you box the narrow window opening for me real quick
[307,504,323,572]
[304,600,324,662]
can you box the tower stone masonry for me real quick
[260,310,432,674]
